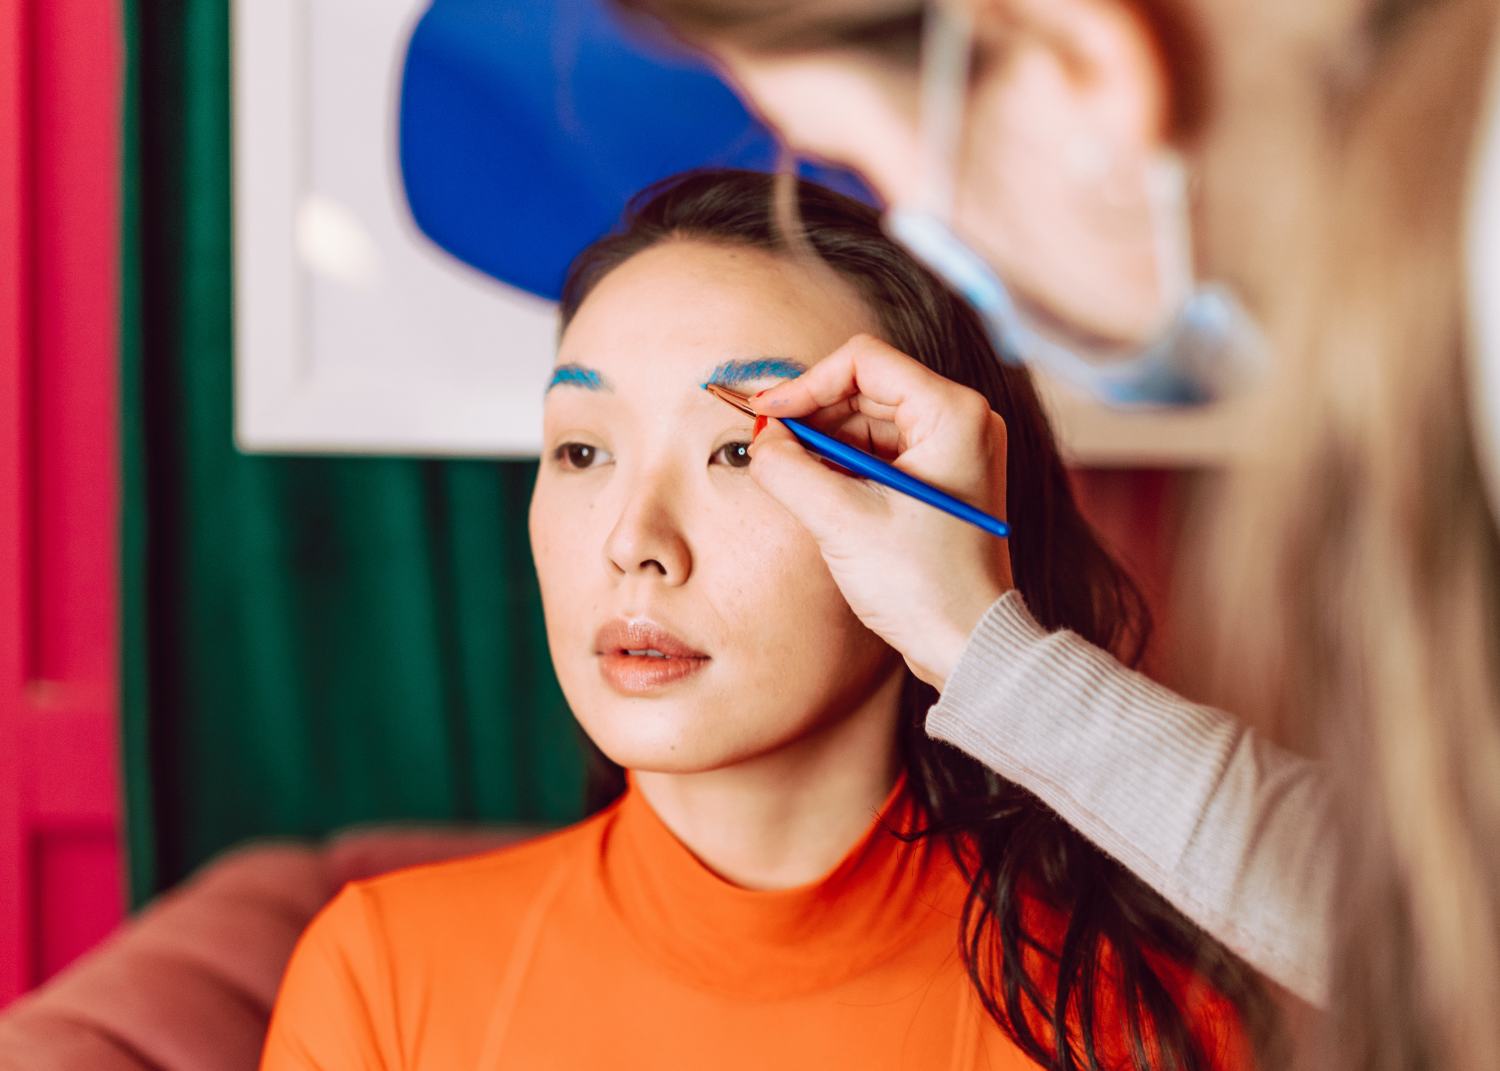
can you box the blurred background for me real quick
[0,0,1224,1006]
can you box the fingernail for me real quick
[752,415,767,440]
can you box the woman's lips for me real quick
[593,619,709,694]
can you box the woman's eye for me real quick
[555,442,612,470]
[714,441,753,469]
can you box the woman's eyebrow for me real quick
[703,358,808,389]
[546,363,612,392]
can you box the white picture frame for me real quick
[233,0,560,458]
[231,0,1248,466]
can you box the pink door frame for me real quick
[0,0,124,1006]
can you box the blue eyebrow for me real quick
[546,364,610,392]
[703,358,808,389]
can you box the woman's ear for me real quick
[954,0,1183,341]
[970,0,1172,158]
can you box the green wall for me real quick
[121,0,584,905]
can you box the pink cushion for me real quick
[0,825,537,1071]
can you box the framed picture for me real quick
[234,0,559,457]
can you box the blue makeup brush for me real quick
[704,383,1010,539]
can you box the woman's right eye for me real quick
[555,442,613,470]
[713,441,753,469]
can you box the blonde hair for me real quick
[1202,0,1500,1064]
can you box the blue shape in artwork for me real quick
[399,0,878,302]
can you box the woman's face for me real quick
[531,240,904,774]
[686,0,1173,344]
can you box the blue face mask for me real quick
[885,208,1268,408]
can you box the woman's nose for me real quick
[602,475,692,585]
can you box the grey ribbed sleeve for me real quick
[927,591,1332,1007]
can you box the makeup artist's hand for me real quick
[747,335,1013,690]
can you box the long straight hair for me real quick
[1200,0,1500,1066]
[558,169,1272,1070]
[611,0,1500,1067]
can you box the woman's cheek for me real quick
[711,510,845,638]
[746,510,884,659]
[530,481,593,633]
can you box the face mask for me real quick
[886,2,1267,409]
[886,209,1265,406]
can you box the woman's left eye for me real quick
[713,441,753,469]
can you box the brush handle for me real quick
[782,418,1010,539]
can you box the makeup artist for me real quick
[747,334,1330,1013]
[618,1,1500,1066]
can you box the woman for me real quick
[261,171,1267,1070]
[615,0,1500,1066]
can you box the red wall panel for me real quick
[0,0,33,1008]
[0,0,123,1008]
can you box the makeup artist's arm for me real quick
[748,337,1333,1007]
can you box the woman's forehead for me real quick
[554,240,871,388]
[573,239,858,316]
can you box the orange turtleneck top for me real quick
[261,781,1250,1070]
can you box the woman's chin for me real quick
[577,705,778,778]
[591,734,751,777]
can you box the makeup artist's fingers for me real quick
[773,359,1000,511]
[751,335,979,445]
[804,408,905,460]
[750,335,917,420]
[749,415,1013,689]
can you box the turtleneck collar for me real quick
[594,775,968,1000]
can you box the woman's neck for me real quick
[632,667,906,891]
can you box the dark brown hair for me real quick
[560,169,1271,1070]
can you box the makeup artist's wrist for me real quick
[910,582,1009,690]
